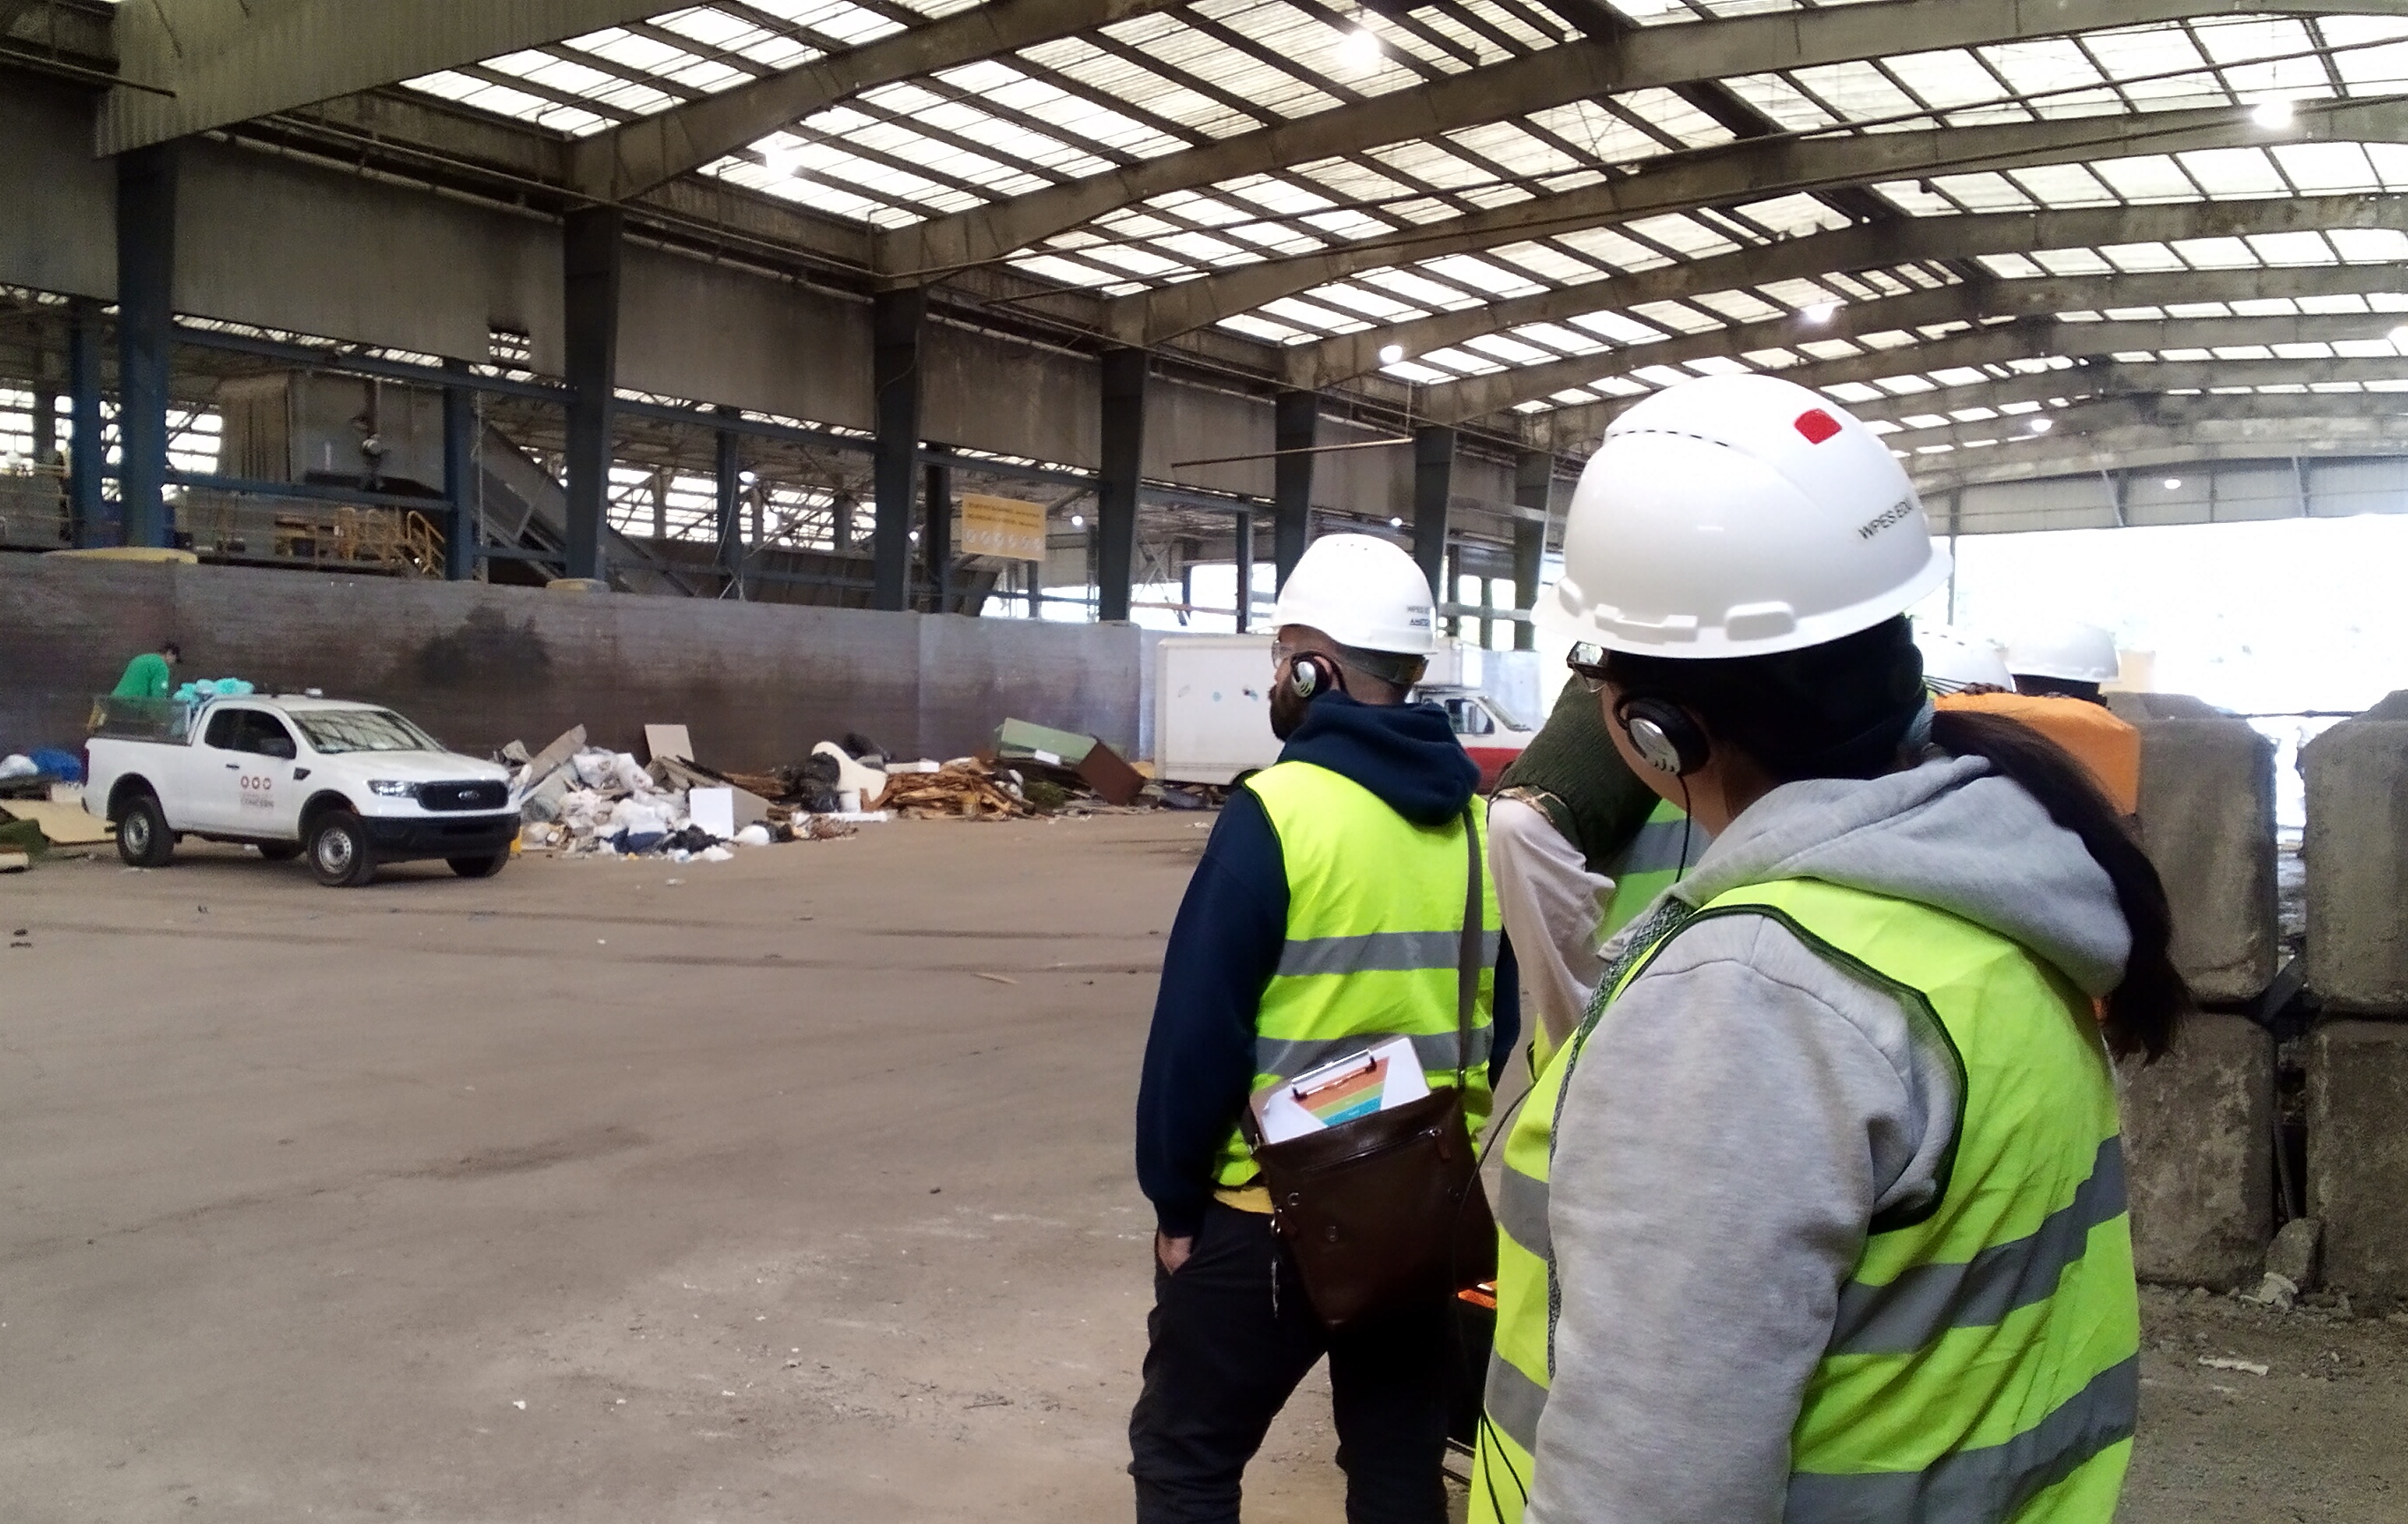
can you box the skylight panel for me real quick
[1417,347,1508,376]
[1081,243,1191,278]
[2005,164,2113,209]
[1981,38,2104,101]
[1721,73,1841,132]
[1217,312,1312,344]
[1785,61,1923,123]
[2330,228,2408,262]
[2326,22,2408,91]
[2248,230,2345,266]
[1463,333,1562,367]
[1620,213,1739,259]
[2099,243,2186,273]
[1258,296,1362,334]
[1689,289,1783,325]
[1445,121,1584,181]
[1547,226,1669,270]
[1976,253,2046,280]
[2032,248,2114,277]
[2368,142,2408,191]
[1420,254,1546,297]
[2173,147,2286,198]
[1008,253,1122,288]
[1628,300,1725,336]
[1364,138,1505,191]
[1359,267,1495,309]
[2168,235,2260,269]
[1152,230,1253,265]
[2231,298,2306,318]
[2081,25,2218,105]
[578,30,696,74]
[1027,40,1256,140]
[1486,243,1608,284]
[1511,323,1608,355]
[1607,88,1738,150]
[1520,99,1692,164]
[1294,159,1415,203]
[2298,295,2375,316]
[1920,172,2032,213]
[1126,22,1344,123]
[1304,282,1427,321]
[1887,49,2011,114]
[2192,16,2315,68]
[2090,154,2196,202]
[1569,310,1668,345]
[2272,142,2379,194]
[1871,179,1961,217]
[758,170,893,223]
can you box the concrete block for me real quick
[2303,699,2408,1012]
[2133,716,2278,1005]
[2117,1011,2276,1290]
[2106,691,2221,722]
[2307,1020,2408,1297]
[2266,1217,2322,1289]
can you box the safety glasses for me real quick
[1565,641,1612,695]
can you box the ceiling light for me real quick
[1801,301,1840,325]
[1336,24,1383,75]
[2026,416,2054,435]
[2163,477,2182,490]
[737,469,758,486]
[2252,98,2296,130]
[1389,516,1405,528]
[1378,342,1406,365]
[760,146,805,177]
[1070,513,1085,528]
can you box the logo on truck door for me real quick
[238,772,276,810]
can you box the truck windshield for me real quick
[292,709,441,755]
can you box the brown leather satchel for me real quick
[1244,808,1498,1330]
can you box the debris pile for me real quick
[506,723,864,861]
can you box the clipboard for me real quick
[1250,1036,1430,1144]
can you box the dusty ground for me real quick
[2,815,2400,1522]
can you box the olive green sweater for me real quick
[1495,679,1660,873]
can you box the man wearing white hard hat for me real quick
[2009,618,2124,704]
[1920,623,2143,815]
[1131,533,1520,1524]
[1470,375,2186,1524]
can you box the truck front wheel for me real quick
[308,811,378,887]
[116,791,175,869]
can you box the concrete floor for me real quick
[3,815,2400,1522]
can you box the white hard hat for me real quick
[1271,533,1435,655]
[1554,374,1950,658]
[2007,620,2121,683]
[1915,625,2013,694]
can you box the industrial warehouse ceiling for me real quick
[75,0,2408,487]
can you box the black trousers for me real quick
[1127,1202,1452,1524]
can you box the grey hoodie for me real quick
[1524,754,2129,1524]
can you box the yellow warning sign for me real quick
[958,493,1049,562]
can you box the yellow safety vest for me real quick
[1528,797,1696,1077]
[1472,877,2138,1524]
[1213,760,1502,1190]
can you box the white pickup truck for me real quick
[85,695,516,886]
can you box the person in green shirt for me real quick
[111,641,181,699]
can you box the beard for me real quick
[1269,680,1313,741]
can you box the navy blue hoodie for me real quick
[1134,692,1522,1237]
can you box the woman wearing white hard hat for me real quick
[1469,375,2187,1524]
[2009,619,2125,703]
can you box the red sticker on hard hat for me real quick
[1794,409,1841,444]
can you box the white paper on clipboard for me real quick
[1251,1036,1429,1144]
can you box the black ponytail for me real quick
[1605,615,2189,1062]
[1927,708,2188,1062]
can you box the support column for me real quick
[1271,388,1316,585]
[442,359,477,581]
[1512,449,1549,652]
[115,143,177,549]
[922,461,952,613]
[1412,423,1454,603]
[1233,509,1255,632]
[871,288,926,612]
[561,205,623,583]
[650,467,669,542]
[832,493,854,553]
[714,411,743,594]
[66,297,105,548]
[1028,549,1043,618]
[1098,347,1146,624]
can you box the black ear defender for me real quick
[1287,652,1342,700]
[1616,695,1711,777]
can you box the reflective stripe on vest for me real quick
[1597,798,1695,938]
[1214,760,1502,1190]
[1470,878,2138,1524]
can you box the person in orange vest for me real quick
[1916,624,2140,816]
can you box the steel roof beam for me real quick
[883,0,2408,279]
[100,0,698,154]
[1530,337,2408,449]
[1881,389,2408,452]
[1782,310,2404,392]
[1908,422,2408,492]
[568,0,1189,204]
[1111,95,2408,347]
[1418,261,2408,422]
[1292,195,2408,388]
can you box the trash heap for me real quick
[508,724,863,861]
